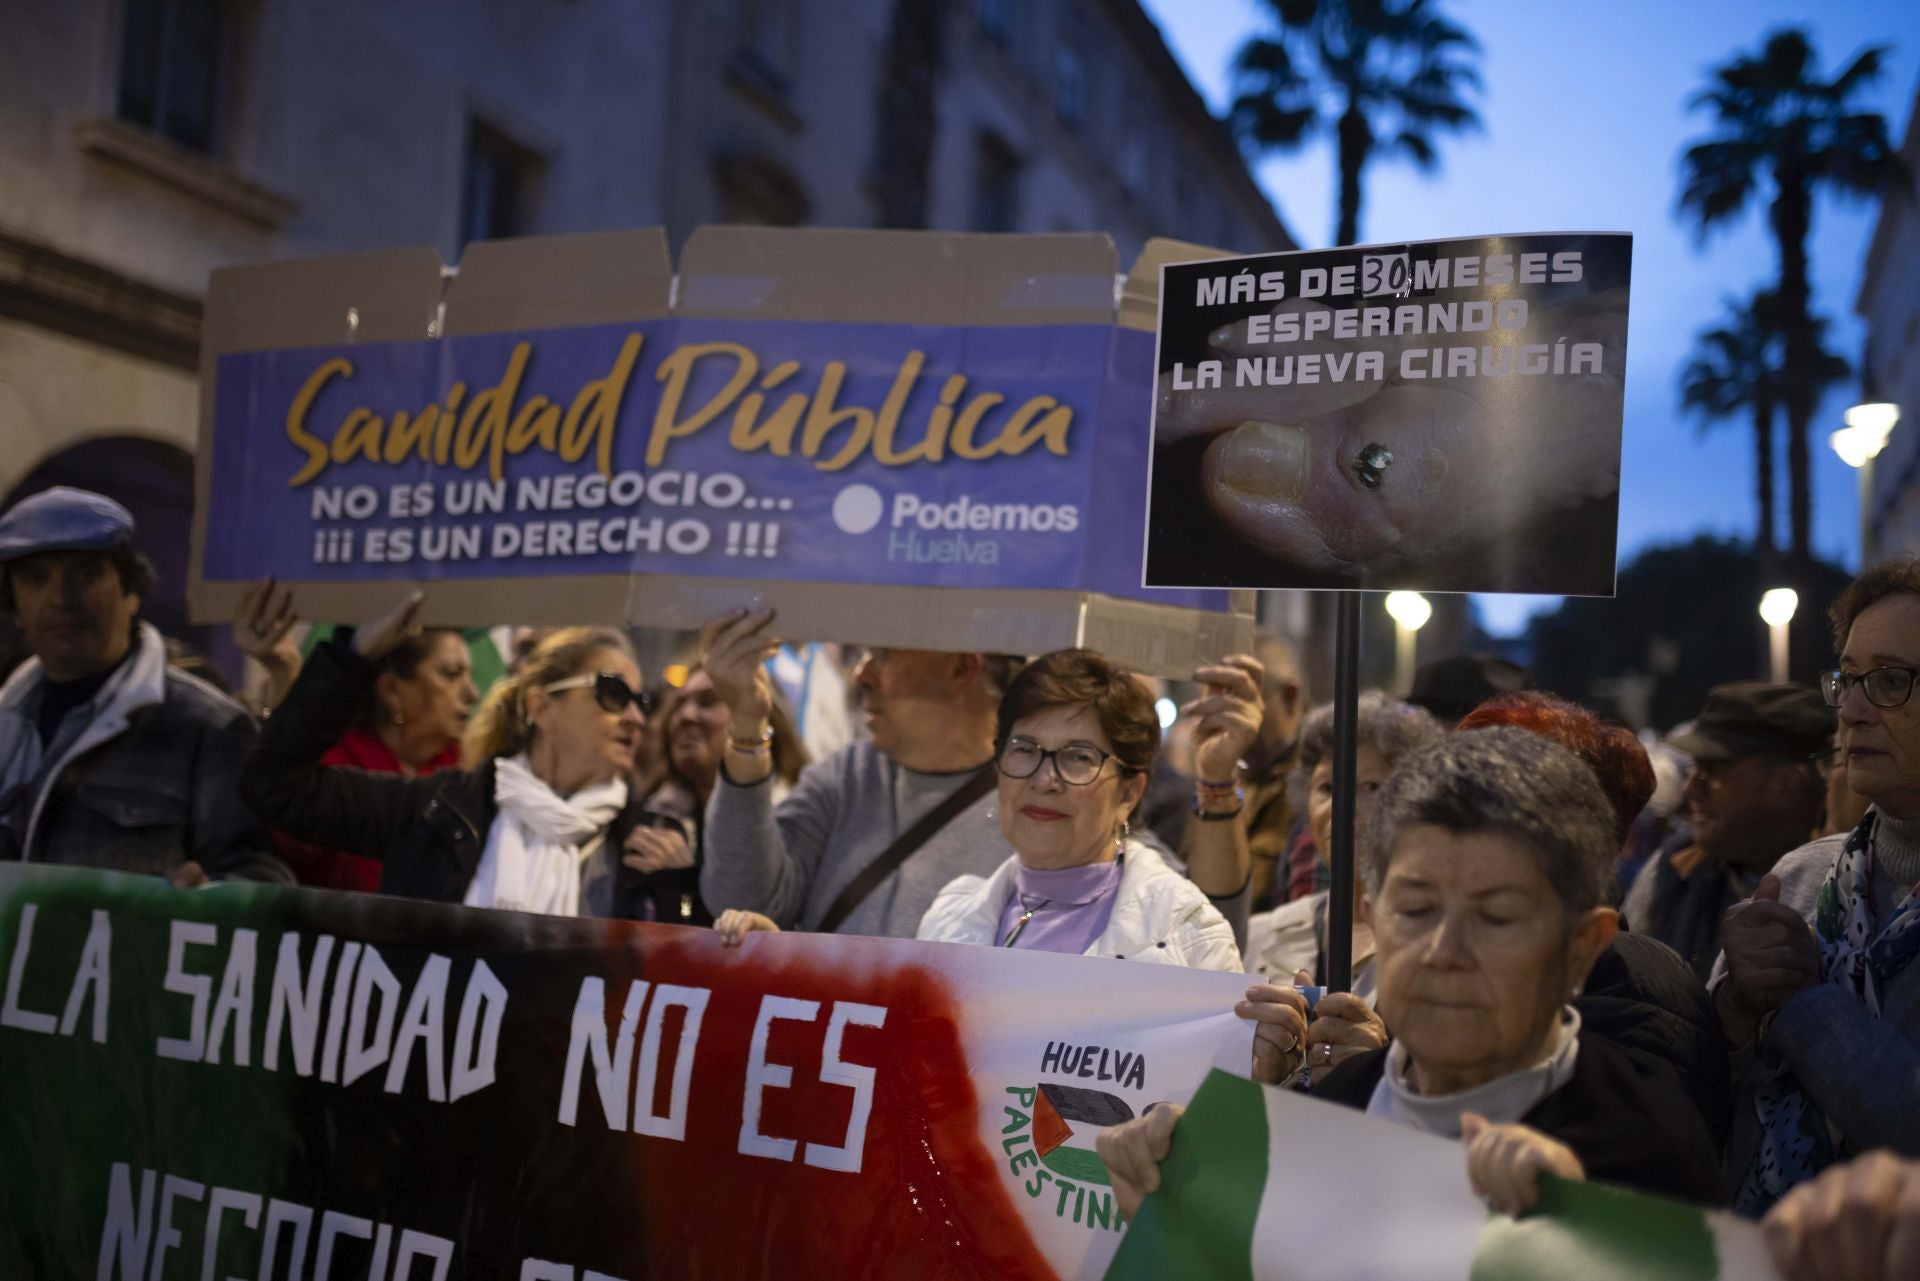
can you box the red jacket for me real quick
[272,727,461,892]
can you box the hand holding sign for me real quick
[231,577,303,710]
[352,589,426,661]
[1461,1111,1586,1216]
[1235,982,1310,1085]
[700,609,780,728]
[1302,983,1389,1087]
[1095,1101,1185,1221]
[714,908,781,947]
[1764,1151,1920,1281]
[1184,655,1265,785]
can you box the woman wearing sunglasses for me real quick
[1715,557,1920,1215]
[242,590,655,916]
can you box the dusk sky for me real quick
[1141,0,1919,635]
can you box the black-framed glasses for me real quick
[996,737,1114,786]
[1819,667,1917,710]
[543,671,656,717]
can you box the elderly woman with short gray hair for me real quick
[1101,729,1723,1218]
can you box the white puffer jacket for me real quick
[916,840,1242,971]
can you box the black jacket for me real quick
[1314,1031,1724,1206]
[1,625,288,883]
[1580,931,1732,1148]
[240,639,642,908]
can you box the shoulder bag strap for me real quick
[816,764,996,934]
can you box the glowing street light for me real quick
[1831,403,1900,564]
[1760,588,1798,683]
[1384,591,1431,694]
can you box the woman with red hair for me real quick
[1458,692,1654,847]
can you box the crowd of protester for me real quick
[3,483,1918,1275]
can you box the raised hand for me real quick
[1185,654,1265,786]
[699,609,780,729]
[352,589,426,662]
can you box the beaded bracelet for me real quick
[727,725,774,754]
[1191,777,1245,821]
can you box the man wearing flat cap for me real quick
[0,487,287,883]
[1623,681,1832,979]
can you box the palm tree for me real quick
[1678,28,1909,563]
[1230,0,1481,247]
[1679,289,1848,559]
[1681,291,1785,557]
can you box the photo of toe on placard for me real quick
[1144,232,1631,596]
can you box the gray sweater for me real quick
[700,740,1010,938]
[1718,809,1920,1197]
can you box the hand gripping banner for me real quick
[0,866,1248,1280]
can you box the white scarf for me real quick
[463,754,627,917]
[1365,1007,1582,1137]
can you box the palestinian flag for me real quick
[1104,1071,1781,1281]
[1033,1083,1133,1185]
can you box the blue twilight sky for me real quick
[1140,0,1920,635]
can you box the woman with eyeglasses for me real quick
[1715,558,1920,1215]
[242,591,656,916]
[713,647,1253,966]
[887,648,1234,967]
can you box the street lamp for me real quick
[1759,587,1798,683]
[1831,403,1900,565]
[1383,591,1431,695]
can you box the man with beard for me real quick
[1623,682,1830,979]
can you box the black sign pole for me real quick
[1326,590,1361,993]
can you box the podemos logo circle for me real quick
[831,484,884,534]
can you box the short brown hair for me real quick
[1831,556,1920,652]
[996,649,1158,776]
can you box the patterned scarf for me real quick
[1738,811,1920,1214]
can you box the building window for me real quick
[460,120,544,247]
[977,0,1013,45]
[117,0,229,153]
[1054,43,1085,127]
[714,151,811,226]
[738,0,797,95]
[973,132,1021,233]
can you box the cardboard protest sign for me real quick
[1145,233,1631,595]
[0,865,1249,1281]
[189,228,1252,676]
[1108,1070,1781,1281]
